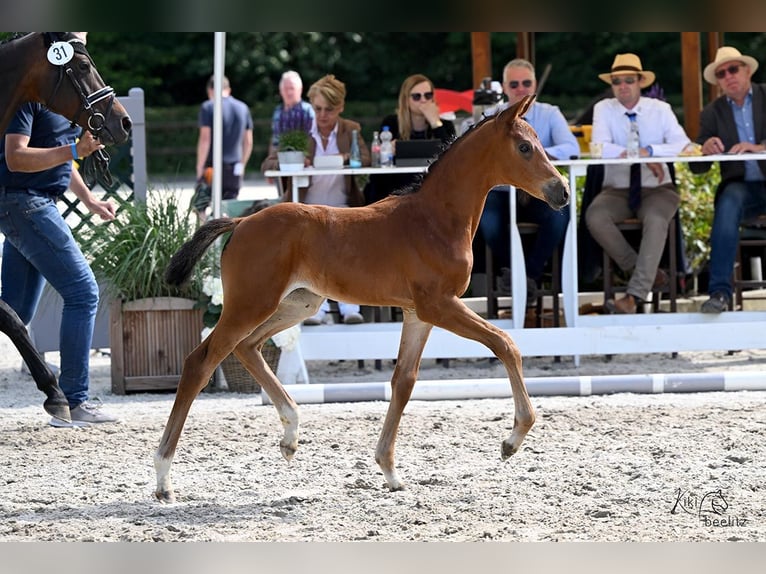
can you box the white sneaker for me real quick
[342,312,364,324]
[69,399,118,424]
[304,310,334,326]
[49,417,89,428]
[303,310,326,325]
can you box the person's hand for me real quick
[76,131,106,159]
[89,197,117,221]
[647,162,664,180]
[702,136,725,155]
[728,141,765,154]
[419,100,443,128]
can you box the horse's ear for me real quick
[498,94,536,124]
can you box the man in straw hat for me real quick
[692,46,766,313]
[586,53,690,314]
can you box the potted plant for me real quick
[78,191,212,393]
[277,129,310,172]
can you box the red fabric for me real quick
[434,89,474,114]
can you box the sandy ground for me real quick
[1,331,764,542]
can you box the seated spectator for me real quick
[691,47,766,313]
[364,74,456,204]
[293,74,371,325]
[477,58,579,301]
[586,53,690,314]
[260,70,314,191]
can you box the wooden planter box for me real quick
[110,297,203,394]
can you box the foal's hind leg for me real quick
[418,296,535,460]
[154,323,252,503]
[375,309,432,490]
[234,288,324,462]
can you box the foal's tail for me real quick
[165,217,239,287]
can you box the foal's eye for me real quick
[519,142,532,154]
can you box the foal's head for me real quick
[490,94,569,210]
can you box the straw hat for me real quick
[598,53,656,89]
[703,46,759,85]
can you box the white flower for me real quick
[202,275,224,306]
[271,325,301,351]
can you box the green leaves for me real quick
[79,191,214,302]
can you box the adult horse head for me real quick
[0,32,131,145]
[0,32,132,424]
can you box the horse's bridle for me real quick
[43,32,116,185]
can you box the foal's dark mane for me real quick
[390,111,498,197]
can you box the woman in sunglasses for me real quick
[364,74,455,204]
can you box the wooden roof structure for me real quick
[470,32,725,140]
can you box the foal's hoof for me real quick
[501,439,519,460]
[43,398,71,424]
[280,441,297,462]
[154,489,176,504]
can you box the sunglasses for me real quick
[410,91,434,102]
[611,76,638,86]
[508,79,533,89]
[715,64,743,79]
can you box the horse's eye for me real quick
[519,142,531,154]
[78,60,90,73]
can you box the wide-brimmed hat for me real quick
[703,46,759,84]
[598,53,656,89]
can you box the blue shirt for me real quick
[0,102,79,195]
[199,95,254,165]
[727,89,764,182]
[271,101,314,147]
[485,100,580,160]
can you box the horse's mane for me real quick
[0,33,30,47]
[390,111,498,197]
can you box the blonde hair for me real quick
[307,74,346,107]
[396,74,434,141]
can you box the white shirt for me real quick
[306,121,346,207]
[592,96,691,189]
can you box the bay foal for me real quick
[155,95,569,502]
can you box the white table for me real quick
[266,154,766,364]
[264,165,427,203]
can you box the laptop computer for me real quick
[394,139,444,167]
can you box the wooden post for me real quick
[516,32,535,64]
[681,32,702,141]
[471,32,492,88]
[707,32,724,103]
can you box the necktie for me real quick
[626,112,641,211]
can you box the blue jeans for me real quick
[479,186,570,282]
[0,189,98,407]
[708,180,766,299]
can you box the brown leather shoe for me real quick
[653,268,669,289]
[606,294,637,314]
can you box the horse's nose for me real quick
[543,177,570,210]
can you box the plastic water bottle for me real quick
[627,114,640,159]
[371,130,381,168]
[349,129,362,168]
[379,126,394,167]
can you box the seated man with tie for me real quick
[586,53,691,314]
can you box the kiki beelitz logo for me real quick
[671,487,748,527]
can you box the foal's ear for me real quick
[500,94,537,123]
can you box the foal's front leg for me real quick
[376,310,432,490]
[420,296,535,460]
